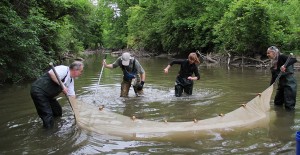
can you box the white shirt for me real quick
[53,65,75,96]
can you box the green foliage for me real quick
[214,0,270,55]
[192,0,231,52]
[68,0,99,50]
[0,2,54,82]
[97,0,129,49]
[267,0,300,53]
[54,18,84,55]
[0,0,101,83]
[126,3,163,53]
[99,0,300,56]
[126,6,146,49]
[158,1,201,54]
[2,0,300,83]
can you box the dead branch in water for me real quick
[197,52,218,63]
[229,56,270,68]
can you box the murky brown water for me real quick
[0,54,300,154]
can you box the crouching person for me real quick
[30,61,84,128]
[103,52,146,97]
[164,52,200,97]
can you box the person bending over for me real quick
[30,61,84,128]
[103,52,146,97]
[164,52,200,97]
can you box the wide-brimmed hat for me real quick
[121,52,132,66]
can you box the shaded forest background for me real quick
[1,0,300,83]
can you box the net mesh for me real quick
[69,84,273,138]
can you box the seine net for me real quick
[69,85,273,138]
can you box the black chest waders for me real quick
[271,54,297,111]
[30,72,68,128]
[175,76,194,97]
[175,61,195,97]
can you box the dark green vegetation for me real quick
[1,0,299,83]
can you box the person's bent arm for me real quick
[141,72,146,82]
[134,59,145,83]
[67,81,76,97]
[187,65,200,81]
[164,65,171,74]
[283,55,298,67]
[138,72,146,88]
[103,60,114,69]
[48,70,68,94]
[194,67,200,80]
[164,60,183,74]
[279,55,298,72]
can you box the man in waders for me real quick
[164,52,200,97]
[30,61,84,128]
[267,46,298,111]
[103,52,146,97]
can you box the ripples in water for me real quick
[78,84,223,122]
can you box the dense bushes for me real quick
[214,0,270,56]
[1,0,299,83]
[0,2,52,83]
[0,0,100,83]
[102,0,300,55]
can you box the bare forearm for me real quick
[188,76,198,81]
[69,95,76,98]
[165,65,171,70]
[105,64,114,69]
[164,65,171,73]
[141,73,146,82]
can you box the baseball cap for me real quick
[121,52,132,66]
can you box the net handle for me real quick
[49,62,76,120]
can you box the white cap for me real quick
[121,52,131,66]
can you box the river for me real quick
[0,54,299,154]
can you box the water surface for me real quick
[0,54,299,154]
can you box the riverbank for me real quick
[97,49,300,70]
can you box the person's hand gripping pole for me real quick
[49,62,75,119]
[273,53,293,84]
